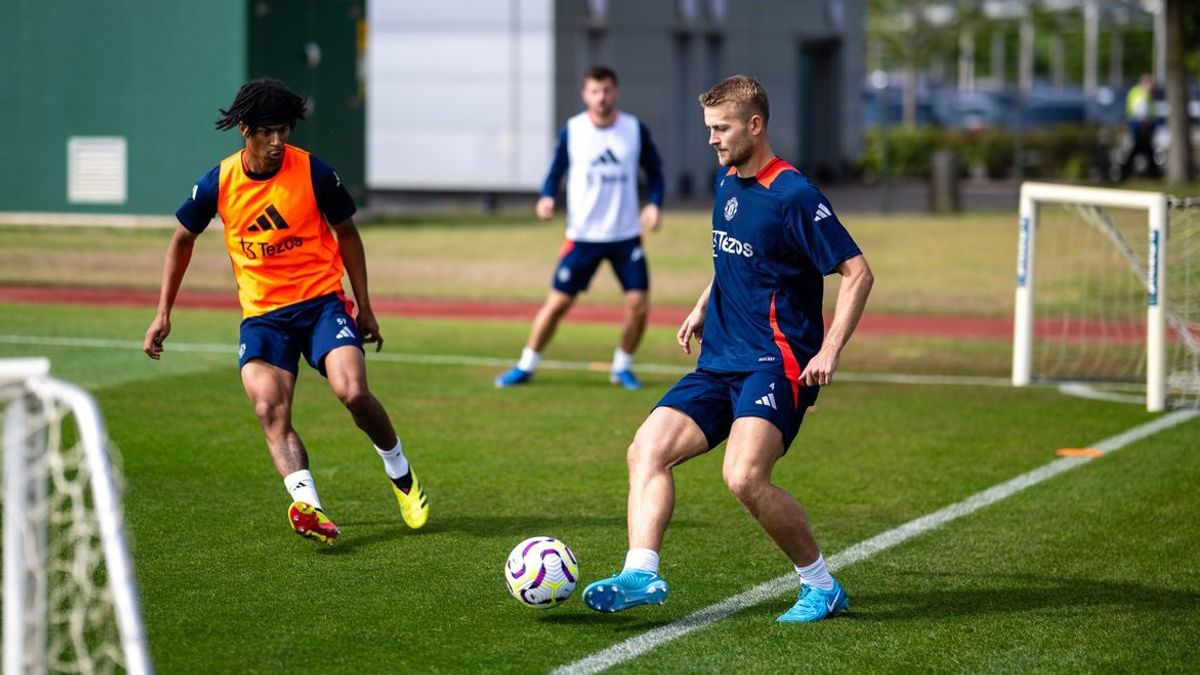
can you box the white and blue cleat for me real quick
[494,366,533,388]
[583,569,669,613]
[776,580,849,623]
[609,369,642,390]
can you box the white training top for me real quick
[560,111,647,242]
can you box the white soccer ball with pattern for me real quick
[504,536,579,608]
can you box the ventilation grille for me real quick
[67,136,127,204]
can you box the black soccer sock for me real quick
[390,471,413,494]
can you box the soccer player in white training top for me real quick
[495,66,665,391]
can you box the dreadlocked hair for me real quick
[214,77,307,132]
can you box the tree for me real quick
[1164,0,1193,186]
[868,0,947,128]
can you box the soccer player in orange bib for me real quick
[143,78,428,544]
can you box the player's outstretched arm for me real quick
[332,218,384,352]
[144,225,199,360]
[800,254,873,386]
[677,280,713,355]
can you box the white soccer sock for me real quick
[794,553,835,591]
[375,439,410,479]
[284,469,322,511]
[612,348,634,373]
[623,548,660,574]
[517,347,540,372]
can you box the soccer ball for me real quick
[504,536,579,608]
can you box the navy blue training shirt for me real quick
[699,157,862,381]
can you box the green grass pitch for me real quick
[2,302,1197,673]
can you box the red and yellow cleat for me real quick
[288,501,339,545]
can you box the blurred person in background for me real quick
[495,66,665,391]
[1121,73,1161,180]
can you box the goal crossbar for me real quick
[1014,181,1171,411]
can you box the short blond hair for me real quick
[698,75,769,125]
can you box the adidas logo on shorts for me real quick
[755,392,778,410]
[335,326,356,340]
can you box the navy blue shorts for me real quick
[552,236,648,296]
[655,369,820,453]
[238,292,363,377]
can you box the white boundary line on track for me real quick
[0,334,1017,387]
[549,409,1199,675]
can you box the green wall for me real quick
[0,0,366,216]
[249,0,366,204]
[0,0,246,214]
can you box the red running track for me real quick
[0,284,1153,343]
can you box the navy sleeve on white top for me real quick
[540,125,570,198]
[175,165,220,234]
[638,122,665,206]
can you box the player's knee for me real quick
[722,467,765,506]
[626,435,667,474]
[547,297,574,319]
[335,385,372,413]
[253,399,290,432]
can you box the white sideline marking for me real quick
[550,409,1199,675]
[1058,382,1146,405]
[0,334,1019,388]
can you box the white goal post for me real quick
[2,358,152,675]
[1011,181,1196,412]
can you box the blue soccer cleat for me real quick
[494,366,533,388]
[776,580,849,623]
[583,569,669,613]
[609,369,641,390]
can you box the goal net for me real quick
[1013,182,1200,412]
[2,358,151,675]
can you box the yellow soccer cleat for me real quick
[288,501,339,545]
[391,470,429,530]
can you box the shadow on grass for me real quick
[419,513,627,537]
[535,611,677,631]
[736,573,1200,622]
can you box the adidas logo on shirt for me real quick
[590,148,620,166]
[336,326,357,340]
[813,203,832,222]
[755,392,778,410]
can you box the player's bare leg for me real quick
[626,406,709,550]
[722,417,820,563]
[722,416,847,622]
[611,290,648,390]
[241,360,306,476]
[324,345,427,529]
[324,345,397,448]
[242,360,339,542]
[529,290,576,353]
[584,407,708,612]
[618,290,648,356]
[496,290,575,387]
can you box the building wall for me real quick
[554,0,865,198]
[366,0,555,191]
[0,0,246,214]
[249,0,367,204]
